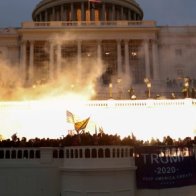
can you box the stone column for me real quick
[49,41,54,80]
[124,40,130,74]
[29,41,34,83]
[57,43,61,77]
[144,40,151,79]
[20,41,27,84]
[152,40,159,81]
[117,40,122,76]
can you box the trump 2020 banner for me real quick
[135,146,196,189]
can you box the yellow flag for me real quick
[74,117,90,133]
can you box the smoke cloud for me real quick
[0,33,107,101]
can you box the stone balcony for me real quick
[21,20,156,29]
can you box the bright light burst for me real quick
[0,98,195,140]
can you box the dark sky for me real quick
[0,0,196,28]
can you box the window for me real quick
[53,150,58,158]
[59,149,64,158]
[85,148,90,158]
[112,148,116,158]
[0,150,4,159]
[175,64,184,78]
[23,150,28,159]
[70,149,74,158]
[175,49,182,56]
[121,149,124,157]
[79,149,83,158]
[66,149,70,158]
[92,148,97,158]
[35,150,40,159]
[17,150,22,159]
[98,148,104,158]
[105,148,110,158]
[75,149,78,158]
[5,150,10,159]
[11,150,16,159]
[30,150,34,159]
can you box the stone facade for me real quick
[0,0,196,98]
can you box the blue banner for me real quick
[135,146,196,189]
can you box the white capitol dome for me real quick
[32,0,143,22]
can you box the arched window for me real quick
[79,149,83,158]
[11,150,16,159]
[85,149,90,158]
[53,150,58,158]
[92,148,97,158]
[5,150,10,159]
[112,148,116,158]
[117,148,120,158]
[30,150,34,159]
[98,148,104,158]
[0,150,4,159]
[129,148,133,157]
[125,148,128,157]
[66,149,70,158]
[70,149,74,158]
[17,150,22,159]
[105,148,110,158]
[23,150,28,159]
[59,149,64,158]
[121,148,124,158]
[75,149,78,158]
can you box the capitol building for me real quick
[0,0,196,98]
[0,1,196,196]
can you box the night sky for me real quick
[0,0,196,28]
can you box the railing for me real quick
[0,148,40,159]
[0,146,195,160]
[0,146,133,160]
[85,98,195,108]
[63,146,134,159]
[21,20,156,29]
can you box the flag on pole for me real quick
[74,117,90,133]
[66,110,90,133]
[66,110,75,123]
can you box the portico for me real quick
[19,26,159,86]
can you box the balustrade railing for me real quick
[22,20,156,28]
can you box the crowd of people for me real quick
[0,132,195,148]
